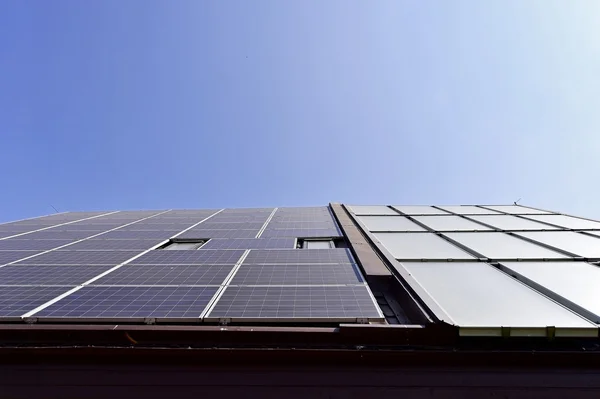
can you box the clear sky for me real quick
[1,1,599,222]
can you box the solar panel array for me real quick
[0,207,382,323]
[349,204,600,336]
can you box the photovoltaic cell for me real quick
[244,249,355,264]
[207,286,382,320]
[0,240,74,251]
[92,264,234,286]
[0,265,115,285]
[14,251,141,265]
[131,250,245,265]
[0,251,43,265]
[118,223,193,231]
[0,286,74,317]
[230,264,364,285]
[194,222,266,230]
[200,238,296,250]
[35,286,218,319]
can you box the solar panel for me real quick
[99,230,181,240]
[206,286,382,320]
[230,264,364,285]
[200,238,296,250]
[65,239,165,251]
[34,286,218,320]
[50,225,116,232]
[193,222,266,230]
[0,240,74,251]
[0,251,43,265]
[14,250,142,265]
[19,231,101,240]
[91,264,235,286]
[0,286,73,317]
[131,250,245,265]
[260,229,341,238]
[0,265,115,285]
[118,223,194,231]
[266,222,338,229]
[244,249,355,264]
[178,229,260,239]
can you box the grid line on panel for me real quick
[0,210,173,269]
[131,250,246,265]
[200,238,296,250]
[0,211,121,241]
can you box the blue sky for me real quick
[1,1,599,222]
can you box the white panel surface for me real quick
[469,215,561,231]
[438,206,501,215]
[358,216,426,232]
[524,214,600,230]
[500,261,600,322]
[445,232,569,260]
[374,233,475,260]
[401,262,594,329]
[481,205,553,215]
[412,216,492,231]
[348,205,398,216]
[517,231,600,258]
[391,206,450,215]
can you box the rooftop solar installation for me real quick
[5,205,600,338]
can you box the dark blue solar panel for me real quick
[0,286,73,317]
[0,240,74,251]
[207,286,381,320]
[131,250,244,265]
[230,264,363,285]
[14,250,141,265]
[92,264,234,286]
[266,222,338,229]
[244,249,354,264]
[118,223,193,231]
[194,222,266,230]
[65,239,164,251]
[99,230,180,240]
[260,228,342,238]
[35,286,218,319]
[201,238,295,250]
[0,265,114,285]
[21,231,101,240]
[0,251,43,265]
[178,230,259,239]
